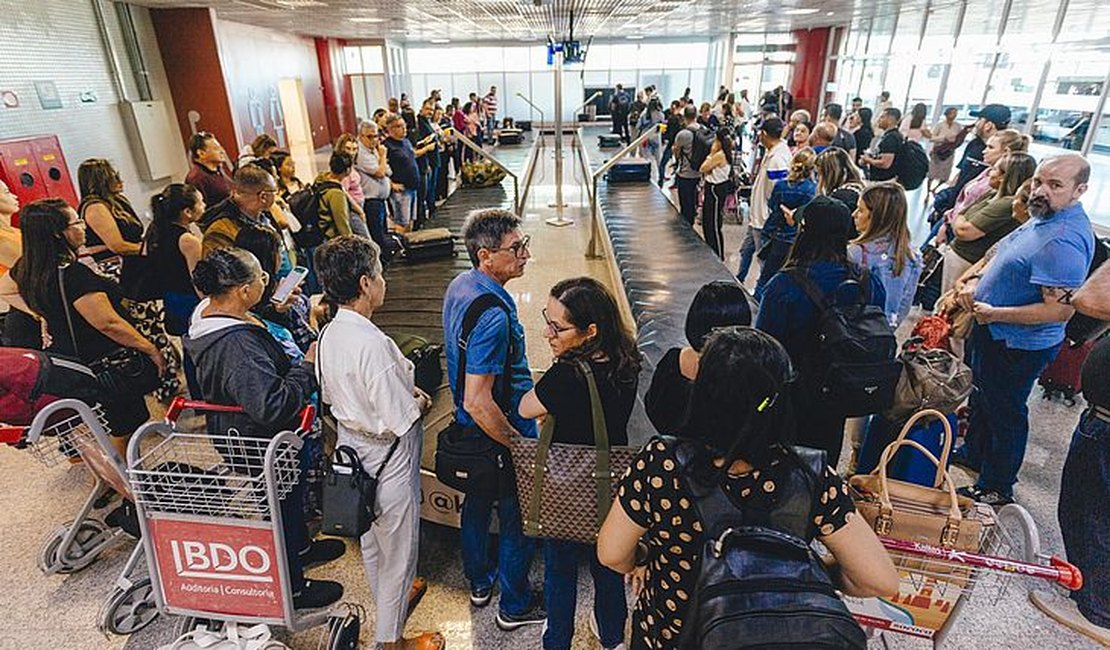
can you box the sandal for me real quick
[406,577,428,619]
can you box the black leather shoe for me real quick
[301,538,346,569]
[293,579,343,610]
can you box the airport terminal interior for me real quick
[0,0,1109,648]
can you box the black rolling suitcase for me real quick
[402,227,455,262]
[498,128,524,144]
[605,159,652,183]
[598,134,622,148]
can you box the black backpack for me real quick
[789,267,901,417]
[687,126,715,171]
[894,136,929,190]
[670,438,867,650]
[287,180,343,248]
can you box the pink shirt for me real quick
[342,169,364,205]
[943,169,992,224]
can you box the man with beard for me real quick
[954,153,1094,506]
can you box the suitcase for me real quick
[1039,340,1096,405]
[598,134,622,148]
[498,128,524,145]
[858,412,957,486]
[402,227,455,262]
[605,159,652,183]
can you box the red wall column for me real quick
[315,37,356,140]
[790,28,831,119]
[150,8,238,166]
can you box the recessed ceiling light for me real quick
[349,17,385,23]
[826,11,835,16]
[782,8,820,15]
[430,38,450,43]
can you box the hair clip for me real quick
[757,393,779,413]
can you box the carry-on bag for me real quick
[598,134,622,148]
[402,227,456,262]
[498,128,524,145]
[605,159,652,183]
[858,408,958,486]
[509,361,637,543]
[850,413,982,551]
[321,441,399,538]
[885,338,972,422]
[387,332,443,395]
[1039,339,1096,405]
[434,294,516,498]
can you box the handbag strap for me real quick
[875,437,962,522]
[57,265,82,359]
[887,408,954,488]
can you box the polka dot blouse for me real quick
[617,437,857,649]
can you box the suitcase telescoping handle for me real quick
[165,397,316,434]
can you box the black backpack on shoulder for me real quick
[669,438,867,650]
[688,126,715,171]
[288,180,343,248]
[894,136,929,191]
[789,267,901,417]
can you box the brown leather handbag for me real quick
[509,361,637,544]
[849,410,982,551]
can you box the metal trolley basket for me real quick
[0,398,158,635]
[844,502,1083,648]
[127,398,360,649]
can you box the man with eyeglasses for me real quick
[441,209,545,630]
[384,114,435,233]
[186,131,232,207]
[200,165,282,256]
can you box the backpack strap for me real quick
[455,292,513,413]
[785,267,829,311]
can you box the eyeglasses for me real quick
[488,235,531,258]
[65,219,84,228]
[256,189,277,199]
[245,271,270,289]
[542,308,573,335]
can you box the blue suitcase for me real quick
[858,410,957,486]
[605,159,652,183]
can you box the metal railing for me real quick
[585,124,663,258]
[515,93,546,139]
[517,134,545,214]
[453,131,522,215]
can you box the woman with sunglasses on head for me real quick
[518,277,641,650]
[598,327,897,649]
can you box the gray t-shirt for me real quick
[356,141,392,200]
[673,123,703,179]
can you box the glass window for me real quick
[1089,112,1110,227]
[956,0,1006,52]
[944,51,998,108]
[637,44,668,69]
[343,47,363,74]
[891,5,925,54]
[1034,54,1107,151]
[990,47,1047,127]
[918,2,959,62]
[503,72,532,119]
[501,47,533,72]
[1060,2,1110,43]
[407,48,440,74]
[360,46,385,74]
[585,44,611,71]
[1002,0,1058,47]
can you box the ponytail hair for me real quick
[992,128,1030,154]
[147,183,201,252]
[191,248,258,297]
[787,147,817,182]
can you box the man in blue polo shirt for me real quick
[442,208,544,630]
[955,153,1094,506]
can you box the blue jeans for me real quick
[425,165,439,216]
[753,236,792,301]
[675,176,700,226]
[737,225,763,283]
[658,145,673,186]
[963,325,1060,497]
[543,540,626,650]
[1058,408,1110,627]
[349,213,371,239]
[461,492,535,615]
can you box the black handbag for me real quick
[58,266,161,397]
[321,441,399,538]
[434,293,516,498]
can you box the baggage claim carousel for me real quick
[378,125,753,527]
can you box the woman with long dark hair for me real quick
[899,102,932,144]
[0,199,164,448]
[698,128,734,259]
[598,327,897,649]
[518,277,642,650]
[79,158,181,398]
[755,196,886,466]
[852,107,875,168]
[148,184,204,337]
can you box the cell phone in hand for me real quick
[271,266,308,304]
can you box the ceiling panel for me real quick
[122,0,1109,43]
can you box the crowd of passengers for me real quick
[0,83,1106,649]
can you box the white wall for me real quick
[0,0,186,219]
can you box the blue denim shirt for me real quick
[443,269,537,437]
[762,177,817,243]
[975,202,1094,350]
[848,237,923,328]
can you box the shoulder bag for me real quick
[433,293,516,499]
[59,266,161,397]
[509,360,638,543]
[885,338,973,422]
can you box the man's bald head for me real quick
[811,123,837,146]
[1028,153,1090,218]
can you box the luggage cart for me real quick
[0,399,134,576]
[0,398,158,636]
[844,503,1083,648]
[127,398,360,649]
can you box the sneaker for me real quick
[293,579,343,610]
[950,453,981,473]
[495,603,546,631]
[300,538,346,569]
[470,586,492,608]
[957,485,1014,507]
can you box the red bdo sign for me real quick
[149,517,285,619]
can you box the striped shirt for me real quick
[483,93,498,116]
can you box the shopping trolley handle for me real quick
[1049,555,1084,591]
[165,397,316,433]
